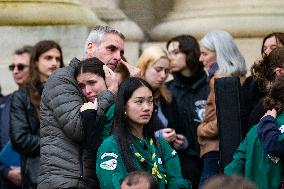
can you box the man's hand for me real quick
[263,108,277,119]
[6,166,21,186]
[120,60,141,77]
[173,134,188,150]
[103,65,119,94]
[162,128,177,142]
[80,99,98,112]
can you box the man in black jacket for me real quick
[38,25,138,189]
[166,35,210,189]
[0,46,32,189]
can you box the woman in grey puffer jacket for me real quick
[38,57,116,189]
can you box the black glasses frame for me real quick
[9,64,29,71]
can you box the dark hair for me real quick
[251,47,284,91]
[166,35,204,76]
[264,74,284,114]
[261,32,284,57]
[122,171,160,189]
[202,174,257,189]
[28,40,64,115]
[14,45,33,55]
[113,77,160,172]
[75,57,105,79]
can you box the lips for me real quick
[140,114,151,119]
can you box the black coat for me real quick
[166,71,210,156]
[9,88,40,189]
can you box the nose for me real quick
[160,70,167,80]
[85,85,92,95]
[113,51,122,61]
[265,48,272,56]
[199,55,203,62]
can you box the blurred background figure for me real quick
[0,45,32,189]
[201,174,257,189]
[9,40,63,189]
[166,35,209,189]
[197,30,247,187]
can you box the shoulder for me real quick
[99,135,118,150]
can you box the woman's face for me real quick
[37,48,61,81]
[77,72,107,102]
[125,86,154,127]
[144,58,170,89]
[199,46,217,70]
[263,36,282,56]
[167,41,187,73]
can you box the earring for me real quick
[124,111,127,117]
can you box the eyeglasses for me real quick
[9,64,29,71]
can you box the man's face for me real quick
[10,53,30,86]
[93,33,124,71]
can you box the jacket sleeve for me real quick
[40,69,85,143]
[258,115,284,157]
[10,90,40,155]
[159,139,191,189]
[96,137,126,189]
[197,78,218,139]
[224,136,247,175]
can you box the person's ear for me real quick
[274,67,284,76]
[86,42,95,59]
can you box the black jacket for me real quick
[166,71,209,156]
[9,87,40,189]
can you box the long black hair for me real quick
[113,77,161,172]
[166,35,204,76]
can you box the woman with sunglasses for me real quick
[96,77,190,189]
[9,40,63,189]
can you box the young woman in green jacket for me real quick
[96,77,190,189]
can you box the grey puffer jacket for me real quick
[38,58,115,189]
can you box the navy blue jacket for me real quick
[258,115,284,158]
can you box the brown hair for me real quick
[251,47,284,92]
[28,40,64,115]
[202,174,257,189]
[261,32,284,58]
[264,74,284,114]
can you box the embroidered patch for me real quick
[172,150,177,156]
[101,152,118,160]
[279,125,284,133]
[158,158,163,164]
[100,159,117,170]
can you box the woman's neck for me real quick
[130,123,144,139]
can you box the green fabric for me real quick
[224,112,284,189]
[96,135,191,189]
[101,104,115,140]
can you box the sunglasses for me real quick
[9,64,29,71]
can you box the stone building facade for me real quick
[0,0,284,93]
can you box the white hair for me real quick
[200,30,247,77]
[84,25,125,54]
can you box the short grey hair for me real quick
[84,25,125,54]
[200,30,247,77]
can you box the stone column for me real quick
[80,0,144,64]
[0,0,102,94]
[150,0,284,71]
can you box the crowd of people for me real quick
[0,25,283,189]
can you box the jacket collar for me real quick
[172,70,207,91]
